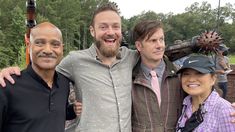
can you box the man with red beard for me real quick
[56,2,139,131]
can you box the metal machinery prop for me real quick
[165,30,224,61]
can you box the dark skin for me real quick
[0,22,82,116]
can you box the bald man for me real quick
[0,22,76,132]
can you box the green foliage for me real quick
[0,0,25,68]
[0,0,234,68]
[18,45,26,69]
[229,55,235,64]
[125,1,234,47]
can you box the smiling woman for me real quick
[176,55,235,132]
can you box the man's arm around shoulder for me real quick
[0,66,21,87]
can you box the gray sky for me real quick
[110,0,235,18]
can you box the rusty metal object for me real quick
[195,30,224,54]
[165,30,224,61]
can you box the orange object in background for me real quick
[24,34,30,65]
[25,0,36,65]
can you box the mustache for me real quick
[103,35,117,40]
[38,54,56,58]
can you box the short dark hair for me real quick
[132,20,163,42]
[90,2,120,26]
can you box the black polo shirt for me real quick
[0,65,76,132]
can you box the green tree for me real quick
[0,0,234,68]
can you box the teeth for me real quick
[187,84,199,88]
[105,39,115,43]
[106,38,114,40]
[106,39,114,41]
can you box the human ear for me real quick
[135,41,142,52]
[89,26,95,37]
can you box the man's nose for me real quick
[43,43,53,53]
[106,27,115,34]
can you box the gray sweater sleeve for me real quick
[56,51,76,81]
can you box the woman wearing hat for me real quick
[176,55,235,132]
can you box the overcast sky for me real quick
[110,0,235,19]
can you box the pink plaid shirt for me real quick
[177,91,235,132]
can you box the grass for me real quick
[229,55,235,64]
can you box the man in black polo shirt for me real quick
[0,22,76,132]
